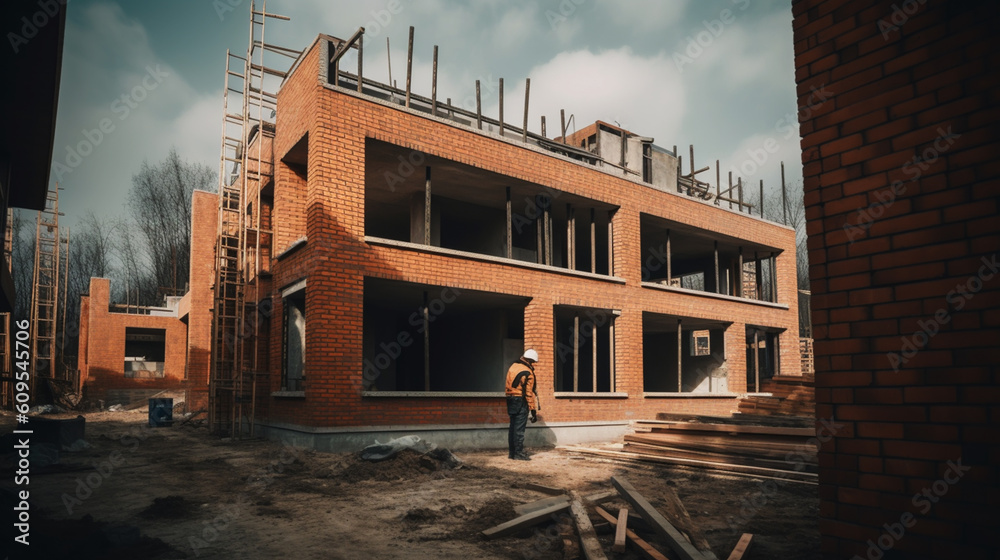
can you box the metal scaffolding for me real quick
[210,0,298,437]
[29,188,61,397]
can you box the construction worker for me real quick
[506,349,539,460]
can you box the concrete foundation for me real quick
[255,419,630,454]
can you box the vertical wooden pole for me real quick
[423,291,430,391]
[714,240,720,294]
[568,205,575,270]
[689,144,695,185]
[716,160,721,205]
[424,167,431,245]
[385,37,392,91]
[505,187,512,259]
[738,247,744,298]
[607,210,614,276]
[666,229,672,282]
[775,334,781,376]
[573,315,580,392]
[590,208,596,273]
[781,161,788,226]
[499,78,505,136]
[609,319,615,391]
[760,179,765,219]
[357,35,363,93]
[405,26,413,108]
[677,319,683,392]
[738,177,744,212]
[431,45,438,116]
[536,216,543,264]
[753,329,760,392]
[592,319,598,393]
[522,78,530,142]
[475,80,482,129]
[770,252,778,302]
[755,251,763,300]
[727,172,733,209]
[542,207,552,266]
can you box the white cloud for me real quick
[54,2,219,228]
[676,10,794,90]
[497,47,685,144]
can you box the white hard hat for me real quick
[522,349,539,362]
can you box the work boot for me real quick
[513,452,531,461]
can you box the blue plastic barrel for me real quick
[148,398,174,427]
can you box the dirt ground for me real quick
[1,411,819,559]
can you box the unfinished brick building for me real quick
[793,1,998,558]
[200,22,804,451]
[76,190,217,411]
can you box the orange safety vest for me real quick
[505,359,538,411]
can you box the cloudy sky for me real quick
[49,0,802,230]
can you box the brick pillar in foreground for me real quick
[792,1,999,558]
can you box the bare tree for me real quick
[10,209,34,322]
[126,148,214,304]
[741,176,809,291]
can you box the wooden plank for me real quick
[623,442,817,472]
[651,412,814,428]
[564,446,818,483]
[613,508,628,552]
[726,533,753,560]
[522,482,566,496]
[582,490,618,505]
[612,476,708,560]
[595,506,670,560]
[634,421,815,438]
[514,494,570,516]
[659,486,718,560]
[481,502,570,539]
[569,498,608,560]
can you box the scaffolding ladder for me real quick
[210,0,297,437]
[29,189,61,398]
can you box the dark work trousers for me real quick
[507,396,529,458]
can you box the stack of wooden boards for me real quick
[625,414,817,482]
[737,373,815,417]
[482,476,753,560]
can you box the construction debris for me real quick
[483,472,756,559]
[612,508,628,552]
[726,533,754,560]
[612,475,709,560]
[595,506,669,560]
[481,501,571,539]
[513,494,571,516]
[568,495,607,560]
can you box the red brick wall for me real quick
[78,278,189,405]
[261,38,801,429]
[77,294,89,393]
[184,190,217,411]
[793,1,998,558]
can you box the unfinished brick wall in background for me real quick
[793,1,998,558]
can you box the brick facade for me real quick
[76,190,217,410]
[793,1,998,558]
[247,36,801,431]
[77,278,188,405]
